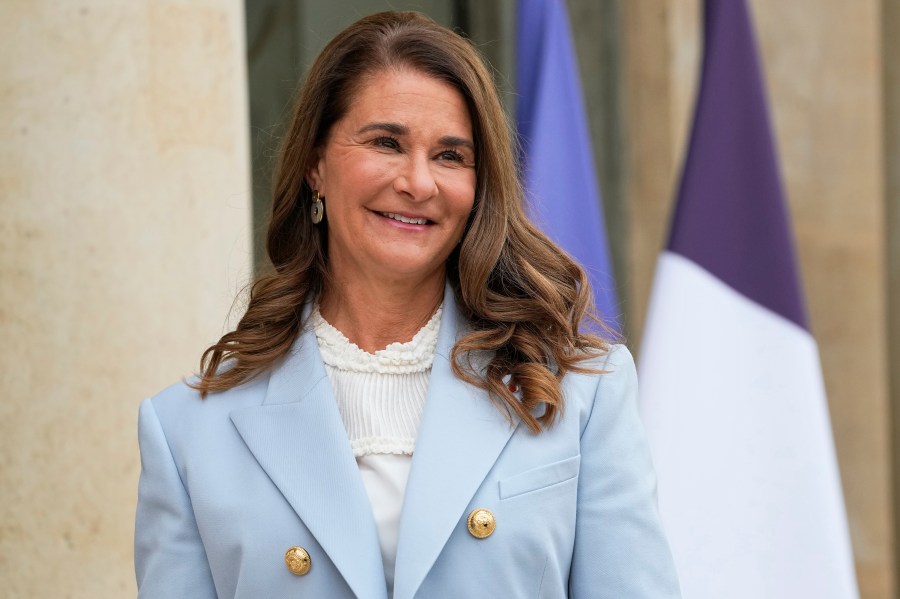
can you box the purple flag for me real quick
[516,0,618,326]
[667,0,807,329]
[638,1,858,596]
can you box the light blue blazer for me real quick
[135,287,680,598]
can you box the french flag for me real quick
[516,0,618,326]
[637,0,859,596]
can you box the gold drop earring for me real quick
[311,190,325,224]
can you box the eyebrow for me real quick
[359,122,408,136]
[439,135,475,152]
[358,122,475,152]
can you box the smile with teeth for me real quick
[379,211,430,225]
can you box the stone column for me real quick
[750,2,891,595]
[0,1,251,596]
[886,0,900,592]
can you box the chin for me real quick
[373,257,446,282]
[379,247,449,269]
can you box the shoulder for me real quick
[141,374,270,447]
[563,343,636,400]
[145,374,266,414]
[594,343,638,402]
[560,343,638,433]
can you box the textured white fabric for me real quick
[311,304,441,598]
[312,305,442,374]
[310,304,440,457]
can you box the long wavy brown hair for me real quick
[193,11,614,432]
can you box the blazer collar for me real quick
[393,285,520,599]
[230,303,387,599]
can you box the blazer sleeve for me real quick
[134,397,218,599]
[569,345,681,598]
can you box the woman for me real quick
[135,11,680,599]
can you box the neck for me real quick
[318,270,446,353]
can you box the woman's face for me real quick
[309,68,476,289]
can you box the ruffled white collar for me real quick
[309,304,442,374]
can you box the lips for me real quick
[378,211,431,225]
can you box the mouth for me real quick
[377,211,432,225]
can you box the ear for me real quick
[306,152,325,194]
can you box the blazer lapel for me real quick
[230,318,387,599]
[392,288,520,599]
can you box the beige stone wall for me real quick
[623,1,893,596]
[623,0,699,345]
[0,2,251,597]
[752,3,891,595]
[890,0,900,584]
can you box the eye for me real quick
[372,136,400,150]
[437,149,466,162]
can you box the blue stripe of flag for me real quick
[516,0,619,328]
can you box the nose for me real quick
[393,153,438,201]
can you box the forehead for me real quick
[341,68,472,132]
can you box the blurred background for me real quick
[1,0,897,597]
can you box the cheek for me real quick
[323,153,393,197]
[351,160,394,186]
[444,176,477,224]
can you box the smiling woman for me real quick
[308,69,476,331]
[134,10,681,599]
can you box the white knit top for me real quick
[310,304,442,596]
